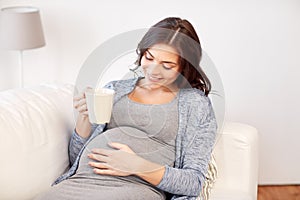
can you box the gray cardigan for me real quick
[53,78,217,200]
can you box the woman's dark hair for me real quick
[135,17,211,96]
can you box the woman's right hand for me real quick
[73,88,92,138]
[73,90,89,117]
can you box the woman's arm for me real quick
[75,114,92,138]
[157,119,217,196]
[69,123,98,165]
[69,81,116,165]
[136,164,166,186]
[73,88,93,138]
[69,89,94,165]
[156,96,218,197]
[88,142,165,185]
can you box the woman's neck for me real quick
[128,79,179,104]
[137,78,179,93]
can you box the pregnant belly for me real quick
[75,126,175,178]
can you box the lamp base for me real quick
[18,50,23,88]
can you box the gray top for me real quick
[77,93,178,175]
[54,78,217,200]
[35,95,178,200]
[66,94,177,199]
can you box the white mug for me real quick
[85,88,115,124]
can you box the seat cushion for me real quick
[210,189,253,200]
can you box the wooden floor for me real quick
[258,185,300,200]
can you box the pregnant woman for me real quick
[35,17,217,200]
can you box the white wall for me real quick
[0,0,299,185]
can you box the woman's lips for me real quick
[148,74,162,82]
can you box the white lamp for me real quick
[0,6,45,87]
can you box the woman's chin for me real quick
[141,78,161,88]
[146,83,162,90]
[141,78,174,90]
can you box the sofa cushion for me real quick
[199,154,218,200]
[0,83,74,200]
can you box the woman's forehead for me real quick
[147,43,179,57]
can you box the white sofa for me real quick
[0,84,258,200]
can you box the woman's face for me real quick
[140,43,181,90]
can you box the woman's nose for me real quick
[148,64,161,75]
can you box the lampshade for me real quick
[0,6,45,50]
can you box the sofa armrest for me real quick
[210,122,259,200]
[0,84,75,200]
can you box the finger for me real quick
[93,168,118,176]
[108,142,127,150]
[77,104,87,113]
[74,98,86,108]
[82,110,89,115]
[73,99,85,110]
[88,153,110,163]
[108,142,134,154]
[74,86,92,100]
[73,93,85,101]
[91,148,112,156]
[88,161,109,169]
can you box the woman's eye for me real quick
[145,55,153,61]
[163,64,173,70]
[163,65,172,70]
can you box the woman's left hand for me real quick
[88,142,145,177]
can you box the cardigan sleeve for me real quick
[69,124,99,165]
[156,95,218,197]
